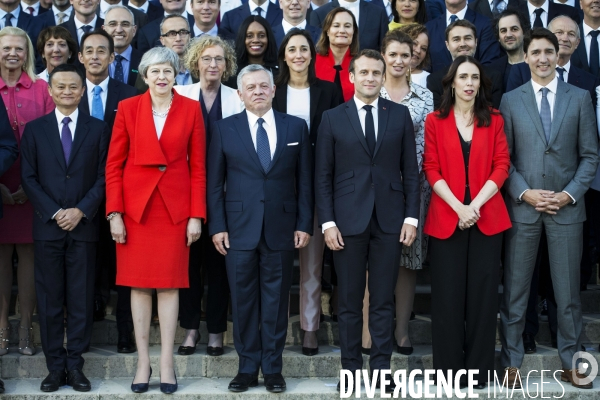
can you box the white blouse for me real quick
[154,114,166,139]
[286,85,310,130]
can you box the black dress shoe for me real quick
[302,346,318,356]
[361,347,370,355]
[264,373,286,393]
[397,345,413,355]
[523,333,536,354]
[331,314,338,322]
[40,370,66,392]
[131,367,152,393]
[177,332,200,355]
[118,331,136,353]
[0,378,4,393]
[160,370,177,394]
[228,373,258,392]
[67,369,91,392]
[207,346,224,356]
[93,300,105,322]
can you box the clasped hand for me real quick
[55,208,84,231]
[457,204,480,230]
[522,190,571,215]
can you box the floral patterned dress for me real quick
[380,82,434,269]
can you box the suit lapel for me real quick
[358,1,367,32]
[79,90,90,116]
[44,114,67,170]
[576,24,589,71]
[105,78,120,124]
[345,100,370,157]
[309,83,321,129]
[235,111,264,173]
[521,83,547,145]
[269,111,288,170]
[274,85,287,113]
[548,81,570,148]
[373,99,389,159]
[68,114,89,166]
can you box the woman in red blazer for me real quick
[423,56,510,389]
[314,7,358,101]
[105,47,206,395]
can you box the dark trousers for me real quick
[34,236,96,372]
[225,233,294,375]
[429,226,502,384]
[333,210,401,371]
[179,221,230,333]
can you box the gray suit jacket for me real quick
[500,79,599,225]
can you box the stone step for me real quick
[2,344,600,379]
[3,376,598,399]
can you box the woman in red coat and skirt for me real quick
[105,47,206,395]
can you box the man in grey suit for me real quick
[499,27,599,390]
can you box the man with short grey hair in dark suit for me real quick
[499,27,599,390]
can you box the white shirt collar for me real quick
[100,0,122,15]
[246,107,275,128]
[249,0,269,14]
[164,10,188,17]
[55,107,79,127]
[75,14,97,29]
[559,60,570,73]
[282,18,306,33]
[21,1,39,13]
[353,95,379,111]
[86,76,110,95]
[446,4,468,24]
[194,22,219,37]
[338,0,359,10]
[527,0,549,16]
[531,75,558,95]
[0,6,20,20]
[52,4,72,16]
[133,0,149,12]
[583,21,599,37]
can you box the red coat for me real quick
[423,110,511,239]
[105,90,206,224]
[315,49,354,101]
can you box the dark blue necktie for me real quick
[449,15,458,24]
[255,7,262,17]
[540,87,551,144]
[533,8,544,28]
[61,117,72,165]
[590,30,600,77]
[4,13,13,27]
[114,54,125,83]
[363,105,376,155]
[82,25,93,34]
[256,118,271,173]
[556,67,565,81]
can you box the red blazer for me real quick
[315,49,354,101]
[423,110,511,239]
[105,91,206,224]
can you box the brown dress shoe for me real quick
[561,369,593,389]
[504,367,522,389]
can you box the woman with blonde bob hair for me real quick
[0,26,54,358]
[174,34,243,357]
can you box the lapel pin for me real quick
[382,107,386,110]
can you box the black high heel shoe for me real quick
[131,367,152,393]
[160,370,178,394]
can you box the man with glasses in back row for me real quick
[103,5,142,87]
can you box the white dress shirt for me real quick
[52,108,79,219]
[249,0,269,16]
[0,7,19,29]
[582,22,600,65]
[287,86,310,129]
[445,4,467,26]
[382,0,392,20]
[556,60,570,83]
[247,108,277,158]
[21,1,40,16]
[154,114,167,138]
[131,0,149,12]
[322,96,419,232]
[527,0,549,28]
[86,76,110,116]
[52,5,72,25]
[37,68,49,82]
[75,15,98,43]
[488,0,507,11]
[338,0,359,24]
[100,0,122,18]
[282,18,307,34]
[193,23,219,37]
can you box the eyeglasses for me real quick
[161,29,190,38]
[106,21,133,28]
[200,56,225,65]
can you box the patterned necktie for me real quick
[4,13,13,27]
[27,6,34,15]
[556,67,565,81]
[256,117,271,173]
[540,87,551,144]
[590,31,600,77]
[91,86,104,120]
[61,117,72,165]
[57,12,67,24]
[533,8,544,28]
[363,105,376,155]
[114,54,125,83]
[449,14,458,24]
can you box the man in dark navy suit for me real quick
[60,0,104,51]
[123,0,164,22]
[315,50,419,394]
[0,1,47,48]
[0,97,16,397]
[273,0,320,48]
[508,0,580,28]
[97,0,147,29]
[570,0,600,77]
[21,63,109,393]
[103,5,142,87]
[34,0,72,27]
[310,0,388,51]
[77,29,138,352]
[220,0,283,40]
[208,64,313,393]
[136,0,194,53]
[425,0,502,72]
[189,0,222,36]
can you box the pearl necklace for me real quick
[152,94,174,118]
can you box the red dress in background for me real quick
[0,74,54,243]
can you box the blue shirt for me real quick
[109,45,133,84]
[0,6,20,28]
[176,70,193,86]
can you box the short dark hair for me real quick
[80,29,115,55]
[348,49,386,76]
[37,26,78,66]
[445,19,477,42]
[493,9,530,41]
[275,28,317,87]
[524,27,559,53]
[390,0,427,24]
[48,63,86,87]
[381,29,414,55]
